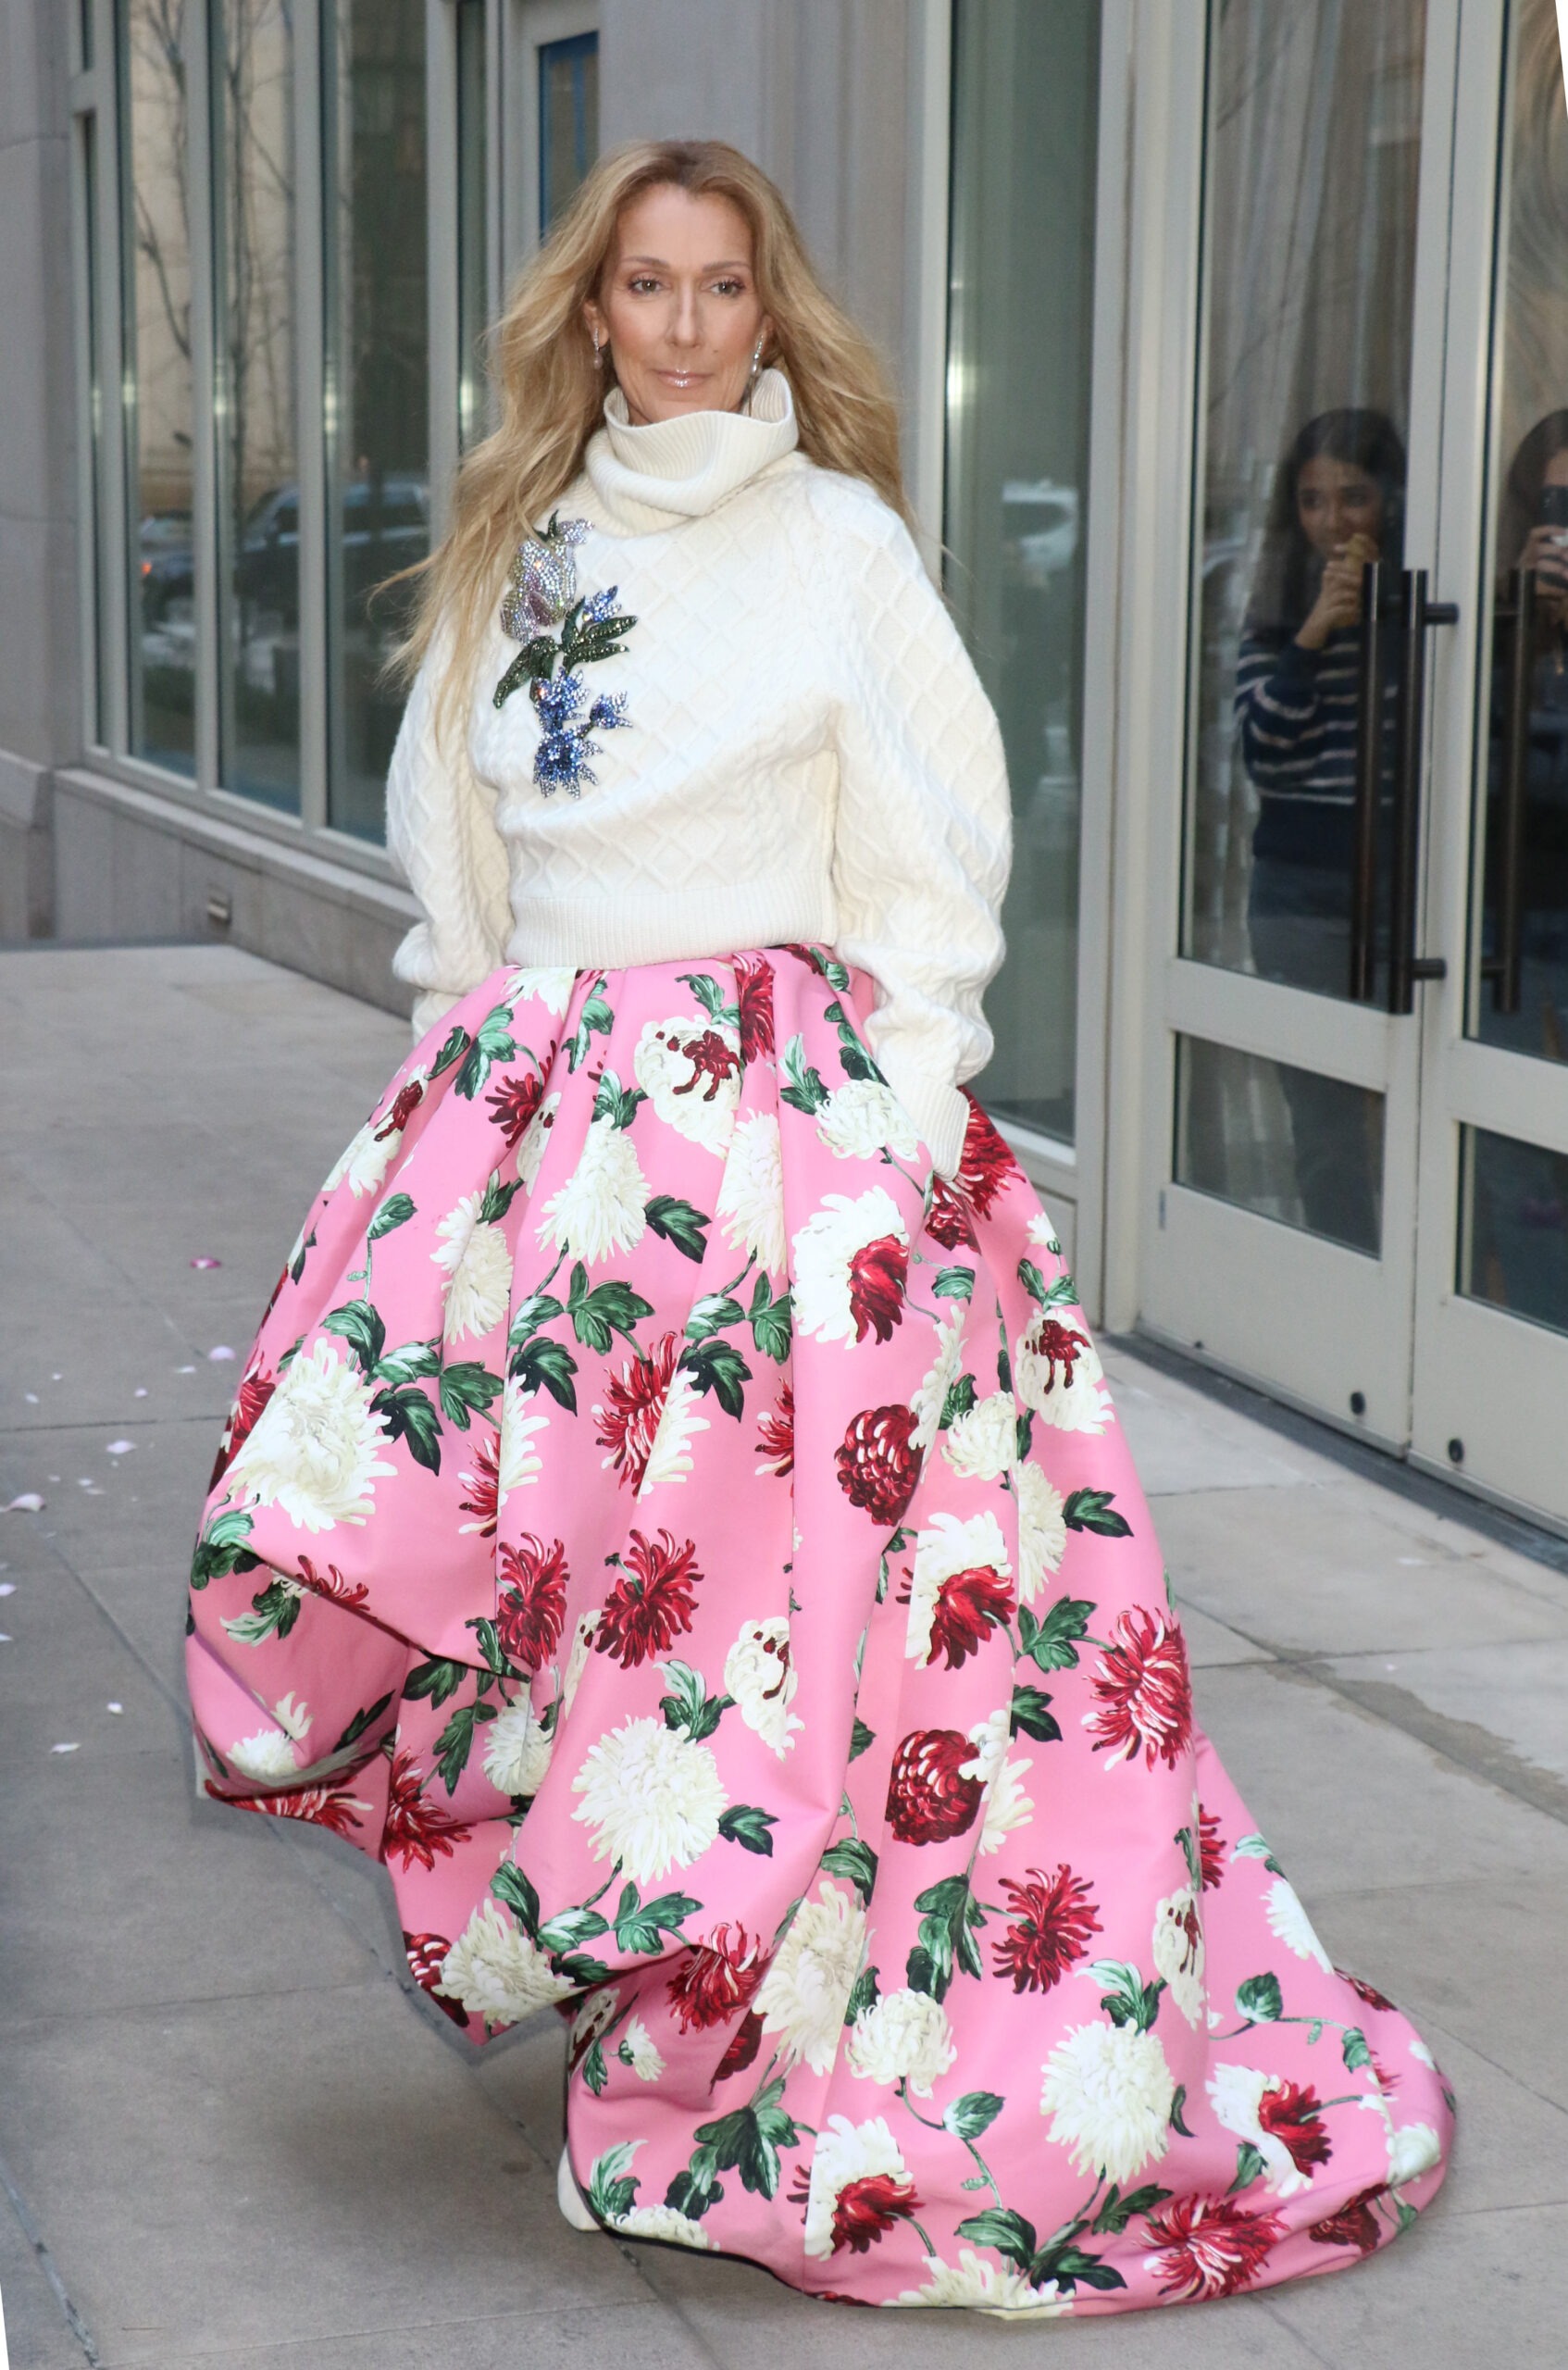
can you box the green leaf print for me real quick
[943,2091,1003,2140]
[220,1575,304,1646]
[566,1264,653,1353]
[509,1335,578,1412]
[675,970,739,1026]
[587,2143,641,2224]
[819,1838,878,1902]
[1230,2141,1268,2193]
[466,1615,518,1679]
[454,1006,520,1100]
[953,2207,1037,2274]
[1063,1488,1134,1539]
[940,1371,977,1429]
[323,1300,387,1375]
[438,1363,504,1428]
[538,1905,611,1956]
[367,1192,416,1241]
[490,1859,541,1937]
[404,1656,468,1709]
[693,2079,799,2200]
[747,1273,792,1362]
[1087,1959,1164,2032]
[372,1338,442,1386]
[848,1715,875,1760]
[779,1033,829,1116]
[433,1699,496,1793]
[565,981,613,1073]
[477,1172,521,1226]
[665,2152,724,2219]
[581,2039,608,2095]
[1017,1260,1079,1310]
[1170,2084,1195,2136]
[1342,2026,1375,2072]
[1009,1684,1062,1743]
[1174,1822,1203,1893]
[1019,1595,1095,1673]
[679,1336,753,1420]
[656,1661,730,1742]
[1237,1972,1285,2023]
[718,1804,778,1855]
[1090,2182,1173,2236]
[507,1291,565,1346]
[932,1266,976,1299]
[371,1384,442,1474]
[189,1504,259,1590]
[1232,1831,1284,1875]
[843,1965,880,2025]
[907,1874,987,2000]
[288,1227,317,1286]
[685,1293,745,1342]
[643,1195,711,1261]
[591,1068,645,1129]
[1030,2244,1126,2296]
[430,1023,470,1079]
[612,1883,701,1954]
[330,1691,395,1754]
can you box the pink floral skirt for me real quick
[187,946,1452,2314]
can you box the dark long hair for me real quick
[1246,408,1407,635]
[1497,409,1568,584]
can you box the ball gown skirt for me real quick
[186,943,1452,2316]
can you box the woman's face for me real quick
[584,185,771,427]
[1296,455,1385,556]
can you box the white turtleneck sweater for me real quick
[387,373,1011,1177]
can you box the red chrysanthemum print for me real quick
[1145,2193,1286,2301]
[733,952,776,1062]
[485,1068,542,1148]
[925,1178,977,1252]
[1024,1316,1091,1394]
[457,1427,501,1536]
[404,1929,468,2027]
[295,1554,370,1610]
[216,1780,368,1838]
[1199,1803,1226,1890]
[991,1863,1102,1993]
[592,1329,681,1491]
[756,1381,794,1478]
[1258,2078,1332,2178]
[208,1359,276,1488]
[885,1728,985,1844]
[1338,1969,1398,2014]
[1308,2186,1386,2254]
[383,1749,470,1872]
[376,1077,426,1140]
[667,1921,767,2031]
[836,1403,921,1526]
[1084,1606,1194,1770]
[663,1025,743,1102]
[494,1534,569,1669]
[596,1528,702,1668]
[712,2006,765,2086]
[925,1563,1015,1670]
[925,1097,1019,1248]
[830,2174,923,2256]
[847,1233,908,1344]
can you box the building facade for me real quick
[5,0,1568,1538]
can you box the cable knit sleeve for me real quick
[385,623,513,1041]
[815,480,1013,1178]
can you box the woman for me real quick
[186,143,1450,2315]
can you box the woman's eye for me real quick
[712,278,745,297]
[628,276,662,295]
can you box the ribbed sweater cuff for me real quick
[878,1057,969,1180]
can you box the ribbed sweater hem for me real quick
[503,880,838,973]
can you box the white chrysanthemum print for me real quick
[1264,1877,1333,1971]
[432,1193,514,1342]
[570,1715,728,1885]
[1388,2123,1442,2184]
[723,1616,803,1756]
[230,1337,394,1532]
[229,1723,305,1784]
[614,2203,714,2249]
[1151,1887,1205,2029]
[1409,2037,1437,2069]
[908,1305,967,1454]
[891,2254,1072,2318]
[536,1116,648,1264]
[942,1389,1018,1481]
[815,1079,919,1163]
[962,1704,1033,1855]
[1039,2020,1176,2185]
[507,963,577,1017]
[803,2115,913,2261]
[639,1364,710,1496]
[1014,1323,1114,1434]
[1014,1459,1067,1604]
[716,1112,787,1274]
[561,1612,597,1716]
[323,1116,397,1200]
[755,1881,867,2075]
[904,1510,1012,1665]
[516,1090,561,1191]
[618,2017,666,2081]
[791,1186,908,1345]
[498,1377,549,1504]
[1027,1210,1063,1254]
[634,1013,741,1155]
[845,1987,955,2097]
[435,1897,575,2028]
[482,1698,554,1797]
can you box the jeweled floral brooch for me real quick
[492,515,636,794]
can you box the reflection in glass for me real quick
[84,112,108,746]
[1176,1035,1384,1256]
[215,0,299,810]
[456,0,489,452]
[121,0,195,774]
[1188,0,1425,994]
[945,0,1100,1143]
[1459,1126,1568,1336]
[324,0,429,841]
[539,33,598,237]
[1474,0,1568,1068]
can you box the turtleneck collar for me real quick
[580,368,801,534]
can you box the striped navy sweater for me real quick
[1235,625,1387,866]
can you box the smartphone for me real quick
[1537,483,1568,531]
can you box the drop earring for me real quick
[591,327,604,372]
[743,337,764,412]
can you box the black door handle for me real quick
[1349,558,1388,1002]
[1481,566,1534,1016]
[1388,568,1459,1015]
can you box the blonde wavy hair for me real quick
[394,138,909,741]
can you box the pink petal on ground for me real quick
[3,1495,44,1514]
[190,1257,222,1269]
[207,1346,237,1363]
[106,1441,134,1455]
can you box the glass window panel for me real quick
[456,0,489,451]
[1472,0,1568,1067]
[539,33,598,236]
[214,0,300,811]
[1459,1125,1568,1335]
[1188,1,1425,1001]
[83,111,108,746]
[120,0,196,776]
[945,0,1100,1144]
[324,0,429,841]
[1175,1033,1385,1255]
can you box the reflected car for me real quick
[233,476,429,624]
[139,509,193,622]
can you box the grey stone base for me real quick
[0,749,56,939]
[45,765,417,1017]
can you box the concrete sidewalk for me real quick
[1,942,1563,2369]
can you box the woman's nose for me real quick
[667,289,702,347]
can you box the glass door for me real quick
[1142,0,1460,1443]
[1409,0,1568,1522]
